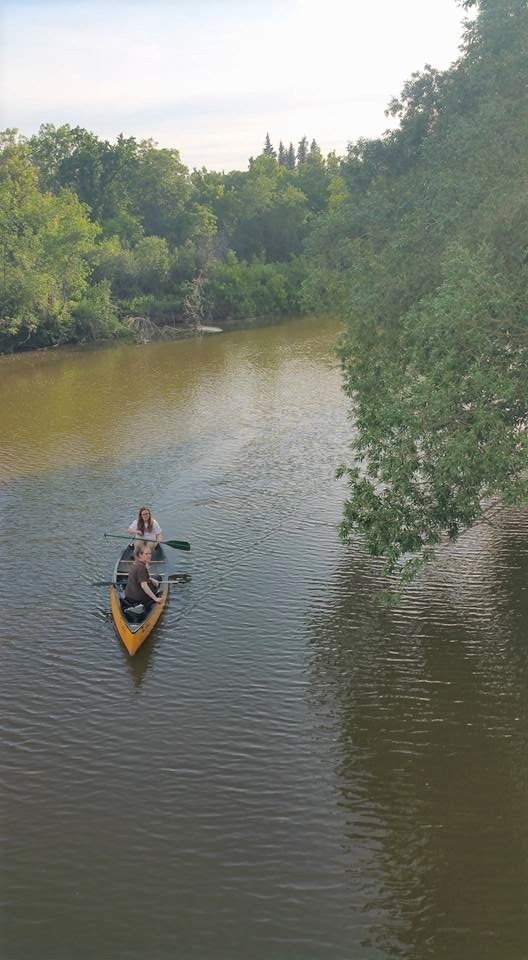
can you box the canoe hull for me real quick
[110,544,169,656]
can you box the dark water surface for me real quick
[1,317,527,960]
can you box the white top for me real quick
[128,518,162,541]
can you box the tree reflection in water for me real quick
[306,508,528,960]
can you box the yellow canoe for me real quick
[110,544,169,656]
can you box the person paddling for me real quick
[125,544,162,609]
[127,506,162,551]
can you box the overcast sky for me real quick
[1,0,469,171]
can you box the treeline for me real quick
[2,0,523,576]
[0,125,345,352]
[303,0,528,578]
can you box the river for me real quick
[1,316,527,960]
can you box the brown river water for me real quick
[1,316,527,960]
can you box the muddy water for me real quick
[1,317,527,959]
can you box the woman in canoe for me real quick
[128,506,162,550]
[125,544,163,609]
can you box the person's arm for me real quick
[153,520,162,545]
[127,520,138,535]
[140,580,162,603]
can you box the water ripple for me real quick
[1,320,527,960]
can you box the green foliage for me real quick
[133,236,171,290]
[293,145,330,213]
[29,125,191,244]
[0,140,100,351]
[206,252,302,321]
[123,292,185,325]
[132,144,191,243]
[338,244,527,573]
[263,133,276,159]
[229,156,310,261]
[4,117,344,351]
[95,235,171,300]
[70,280,119,341]
[297,136,308,165]
[305,0,528,579]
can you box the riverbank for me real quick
[0,312,309,358]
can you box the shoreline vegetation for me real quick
[0,318,224,357]
[0,124,326,355]
[0,312,290,359]
[2,0,526,579]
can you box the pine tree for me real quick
[278,141,287,166]
[297,135,308,164]
[286,142,296,169]
[263,133,276,159]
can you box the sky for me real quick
[0,0,470,171]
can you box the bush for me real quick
[70,281,120,341]
[206,253,303,321]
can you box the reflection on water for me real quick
[1,316,527,960]
[307,511,528,959]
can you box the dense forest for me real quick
[1,0,526,575]
[0,123,336,350]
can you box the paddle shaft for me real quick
[104,533,191,551]
[92,576,190,587]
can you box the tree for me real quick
[205,251,301,321]
[30,124,111,219]
[3,118,335,349]
[70,280,118,341]
[229,156,309,261]
[297,135,308,164]
[0,139,100,349]
[133,236,170,291]
[304,0,528,583]
[262,133,276,159]
[294,140,330,213]
[29,123,84,194]
[29,125,144,236]
[130,142,191,243]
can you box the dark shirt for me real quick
[125,560,153,603]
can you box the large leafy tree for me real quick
[0,135,101,350]
[304,0,528,581]
[130,142,192,243]
[228,155,310,261]
[29,125,192,245]
[29,124,135,224]
[293,141,331,213]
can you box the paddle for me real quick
[104,533,191,551]
[92,573,191,587]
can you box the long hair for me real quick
[137,506,153,535]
